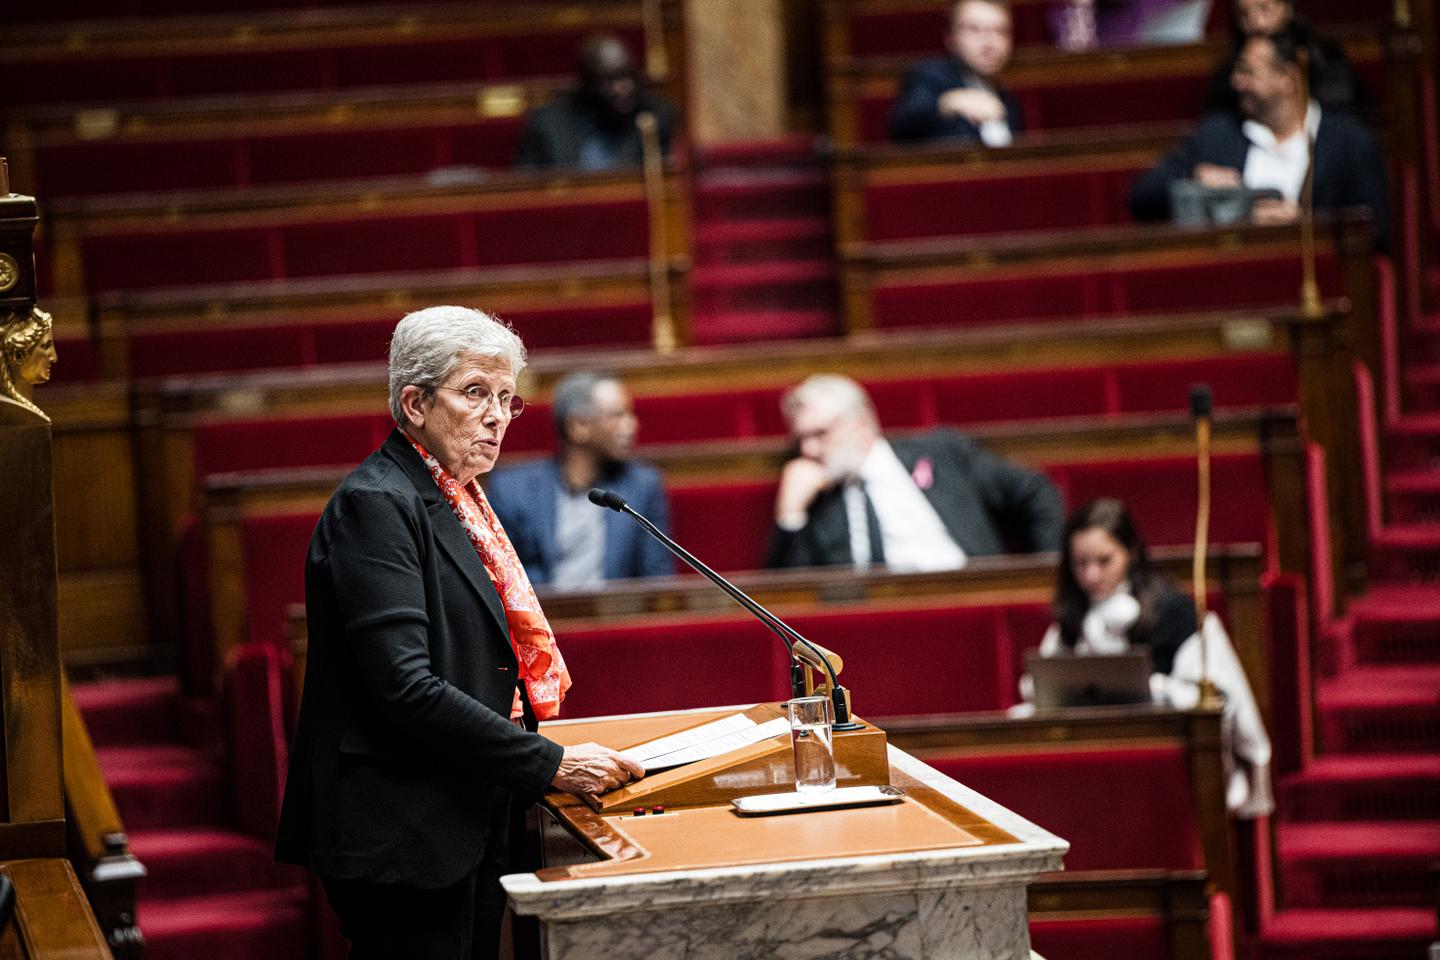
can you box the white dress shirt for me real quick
[848,439,967,572]
[1242,101,1322,203]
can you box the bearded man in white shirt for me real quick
[766,374,1064,571]
[1129,24,1388,249]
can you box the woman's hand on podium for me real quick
[551,742,646,796]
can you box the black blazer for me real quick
[888,57,1024,144]
[766,429,1064,569]
[1129,109,1389,249]
[275,430,564,889]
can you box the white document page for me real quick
[623,714,790,773]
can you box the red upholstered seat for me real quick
[928,745,1205,870]
[34,120,530,198]
[934,367,1113,423]
[870,253,1342,330]
[1112,353,1296,413]
[555,601,1022,719]
[80,201,650,292]
[668,480,778,574]
[129,327,313,379]
[787,604,1011,715]
[1029,916,1173,960]
[125,302,654,379]
[192,414,392,478]
[49,334,103,384]
[548,616,793,719]
[3,28,644,107]
[864,165,1143,241]
[1056,452,1269,548]
[239,511,320,649]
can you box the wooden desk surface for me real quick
[535,706,1021,883]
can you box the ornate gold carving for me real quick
[1,306,57,420]
[0,253,19,293]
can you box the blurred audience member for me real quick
[514,34,677,170]
[487,372,671,588]
[1052,0,1211,50]
[766,374,1063,571]
[1130,25,1388,247]
[1205,0,1369,114]
[1039,498,1196,672]
[889,0,1022,146]
[1016,497,1273,816]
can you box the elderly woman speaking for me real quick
[276,306,643,960]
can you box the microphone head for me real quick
[587,488,627,511]
[1190,383,1213,419]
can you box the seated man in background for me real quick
[766,374,1063,571]
[889,0,1022,146]
[488,372,672,588]
[514,33,678,170]
[1129,24,1388,248]
[1204,0,1370,115]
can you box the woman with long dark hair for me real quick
[1044,497,1197,674]
[1016,497,1275,816]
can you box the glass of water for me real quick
[788,695,836,793]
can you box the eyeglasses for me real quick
[435,384,526,418]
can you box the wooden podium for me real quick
[502,703,1069,960]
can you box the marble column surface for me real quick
[504,746,1068,960]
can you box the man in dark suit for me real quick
[889,0,1023,145]
[513,33,677,170]
[487,371,672,588]
[275,307,642,959]
[1131,25,1388,248]
[766,374,1063,570]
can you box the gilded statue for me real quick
[1,306,57,420]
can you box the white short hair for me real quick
[781,374,877,428]
[387,306,527,425]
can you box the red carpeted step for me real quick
[1279,754,1440,821]
[1403,362,1440,408]
[693,169,829,222]
[689,260,837,315]
[99,744,226,830]
[1384,414,1440,471]
[130,828,306,901]
[1260,907,1437,959]
[1367,522,1440,584]
[72,677,180,748]
[692,136,823,171]
[140,886,311,960]
[1277,820,1440,908]
[1385,470,1440,525]
[1344,586,1440,665]
[694,216,831,266]
[1315,665,1440,753]
[689,309,838,346]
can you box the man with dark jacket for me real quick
[487,372,672,588]
[766,374,1063,570]
[1131,26,1388,248]
[889,0,1023,146]
[514,34,677,170]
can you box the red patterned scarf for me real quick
[406,433,571,720]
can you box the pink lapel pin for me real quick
[912,457,934,490]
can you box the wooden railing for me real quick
[0,859,113,960]
[58,677,143,960]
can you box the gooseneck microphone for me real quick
[587,488,861,729]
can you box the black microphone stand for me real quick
[589,489,862,730]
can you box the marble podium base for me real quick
[504,747,1067,960]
